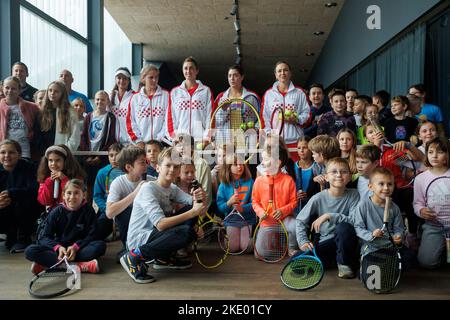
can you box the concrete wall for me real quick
[307,0,441,88]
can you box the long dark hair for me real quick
[37,144,86,182]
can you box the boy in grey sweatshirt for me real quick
[296,157,360,279]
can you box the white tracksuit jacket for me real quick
[127,86,169,143]
[110,90,134,145]
[261,81,312,144]
[167,80,213,141]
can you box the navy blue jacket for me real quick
[40,203,98,250]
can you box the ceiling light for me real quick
[313,31,324,35]
[325,2,337,8]
[234,20,241,32]
[236,45,241,56]
[233,35,240,45]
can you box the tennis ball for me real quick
[278,113,283,120]
[247,121,254,129]
[240,123,247,130]
[196,142,203,150]
[285,110,292,117]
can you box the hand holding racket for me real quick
[253,176,289,263]
[29,255,79,299]
[281,234,324,291]
[361,197,402,294]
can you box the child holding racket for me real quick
[296,157,360,278]
[121,147,206,283]
[413,137,450,269]
[217,154,256,253]
[25,179,106,274]
[252,143,298,257]
[353,168,410,261]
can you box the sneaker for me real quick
[10,242,29,253]
[288,248,299,257]
[338,264,355,279]
[115,247,127,264]
[31,262,45,275]
[120,253,155,284]
[175,248,188,259]
[77,259,100,273]
[152,257,192,270]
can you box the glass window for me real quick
[20,7,88,94]
[104,7,133,92]
[25,0,87,37]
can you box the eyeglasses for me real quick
[327,169,350,176]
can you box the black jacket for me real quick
[39,203,98,250]
[0,159,39,207]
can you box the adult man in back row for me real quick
[59,69,93,113]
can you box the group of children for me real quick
[1,60,449,289]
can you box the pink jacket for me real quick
[0,97,40,141]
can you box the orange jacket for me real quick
[252,172,297,227]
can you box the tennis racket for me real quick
[280,233,323,290]
[425,176,450,263]
[210,98,261,163]
[219,180,252,255]
[191,180,229,268]
[269,106,285,137]
[29,256,79,299]
[106,167,124,240]
[253,176,289,263]
[368,117,416,189]
[360,197,402,294]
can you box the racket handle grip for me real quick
[383,196,391,224]
[53,179,60,200]
[191,180,202,203]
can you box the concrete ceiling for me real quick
[105,0,344,95]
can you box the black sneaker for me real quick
[10,242,29,253]
[152,257,192,270]
[120,253,155,284]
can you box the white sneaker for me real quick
[338,264,355,279]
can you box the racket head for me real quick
[220,209,251,255]
[210,98,261,164]
[280,248,324,291]
[194,220,229,269]
[425,176,450,228]
[380,146,416,189]
[252,218,289,263]
[360,242,401,294]
[269,107,285,136]
[29,257,78,299]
